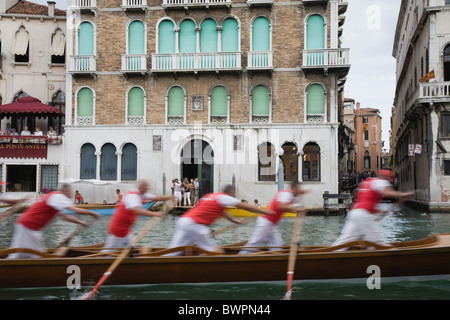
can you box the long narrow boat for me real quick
[74,201,155,216]
[2,234,450,289]
[226,207,297,218]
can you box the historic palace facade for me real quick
[64,0,350,207]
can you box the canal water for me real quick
[2,205,450,300]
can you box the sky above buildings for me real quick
[32,0,401,150]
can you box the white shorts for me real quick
[332,208,389,249]
[174,191,182,201]
[8,223,46,259]
[102,233,134,252]
[166,217,216,256]
[239,216,282,254]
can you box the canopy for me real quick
[0,96,63,118]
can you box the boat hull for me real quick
[3,235,450,288]
[74,202,155,216]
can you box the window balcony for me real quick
[246,0,273,7]
[121,54,148,74]
[418,81,450,102]
[247,51,273,71]
[69,0,97,13]
[69,55,96,76]
[162,0,231,10]
[302,48,350,75]
[151,52,242,73]
[121,0,147,11]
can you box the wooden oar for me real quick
[81,215,163,300]
[284,210,306,300]
[56,217,96,249]
[0,199,27,225]
[212,223,238,237]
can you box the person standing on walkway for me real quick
[239,181,307,254]
[102,179,173,251]
[167,185,275,255]
[331,170,414,249]
[7,183,101,258]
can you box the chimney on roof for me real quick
[356,102,361,114]
[47,1,55,17]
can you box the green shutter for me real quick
[222,18,238,52]
[252,85,269,115]
[252,17,270,51]
[78,88,93,117]
[78,22,94,55]
[159,20,175,53]
[129,21,145,54]
[211,86,227,116]
[180,20,196,53]
[200,19,217,52]
[307,84,324,114]
[306,15,325,49]
[168,87,184,116]
[128,87,145,117]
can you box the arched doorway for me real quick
[281,142,298,182]
[181,139,214,197]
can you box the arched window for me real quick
[121,143,137,181]
[222,18,239,52]
[364,150,370,169]
[167,86,185,124]
[100,143,117,181]
[444,44,450,81]
[258,142,276,181]
[157,20,175,69]
[179,19,196,69]
[12,26,29,63]
[127,87,145,125]
[200,19,218,69]
[77,87,94,125]
[306,83,325,123]
[210,86,228,123]
[50,91,65,134]
[302,142,320,181]
[80,143,96,179]
[306,15,325,50]
[50,28,66,64]
[252,85,270,123]
[158,20,175,53]
[78,22,94,55]
[306,14,325,66]
[282,142,298,182]
[128,20,145,54]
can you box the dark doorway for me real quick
[445,44,450,81]
[6,165,37,192]
[281,142,299,182]
[181,139,214,198]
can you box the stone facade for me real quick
[64,0,349,208]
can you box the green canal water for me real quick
[2,206,450,301]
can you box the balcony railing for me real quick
[70,0,97,8]
[121,54,148,73]
[247,51,273,70]
[302,48,350,69]
[162,0,231,8]
[0,135,63,145]
[69,55,96,73]
[152,52,241,72]
[122,0,147,7]
[419,81,450,100]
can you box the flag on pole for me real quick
[419,70,435,83]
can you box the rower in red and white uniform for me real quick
[102,179,173,251]
[8,183,101,259]
[332,170,414,249]
[239,181,307,254]
[166,185,275,255]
